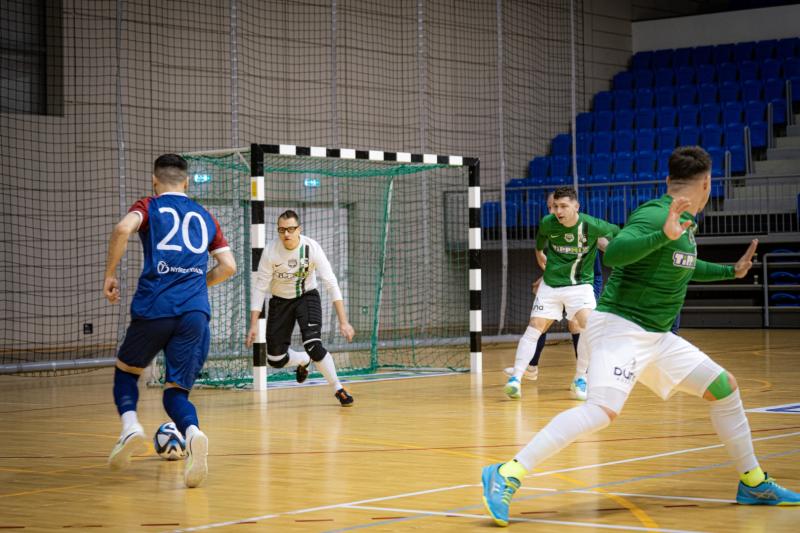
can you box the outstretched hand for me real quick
[734,239,759,279]
[663,197,694,240]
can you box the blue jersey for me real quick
[128,192,228,319]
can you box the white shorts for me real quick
[531,281,596,321]
[584,311,724,404]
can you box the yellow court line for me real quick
[0,483,93,499]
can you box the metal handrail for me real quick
[762,252,800,327]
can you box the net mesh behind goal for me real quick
[152,150,470,387]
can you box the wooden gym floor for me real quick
[1,329,799,532]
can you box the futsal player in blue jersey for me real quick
[103,154,236,488]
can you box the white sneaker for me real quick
[504,377,522,399]
[503,366,538,381]
[108,423,146,471]
[570,376,588,401]
[184,429,209,488]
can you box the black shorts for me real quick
[266,289,323,356]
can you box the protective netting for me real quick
[1,0,583,374]
[146,152,469,387]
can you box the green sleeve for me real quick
[692,260,735,281]
[585,215,621,239]
[603,209,672,267]
[535,216,550,251]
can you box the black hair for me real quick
[668,146,712,184]
[278,209,300,224]
[153,154,189,185]
[552,186,577,202]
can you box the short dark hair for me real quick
[153,154,188,185]
[552,186,577,202]
[278,209,300,224]
[668,146,711,183]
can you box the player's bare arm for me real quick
[333,300,355,341]
[207,250,236,287]
[103,211,141,304]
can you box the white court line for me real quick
[527,430,800,478]
[344,505,708,533]
[169,430,799,532]
[519,486,735,504]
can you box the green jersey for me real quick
[536,213,620,287]
[598,194,735,332]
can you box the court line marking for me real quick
[169,430,800,532]
[341,505,707,533]
[519,487,735,504]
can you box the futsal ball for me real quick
[153,422,186,460]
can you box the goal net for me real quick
[151,146,474,387]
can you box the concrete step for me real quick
[767,147,800,160]
[776,136,800,149]
[754,158,800,176]
[721,197,798,212]
[788,123,800,136]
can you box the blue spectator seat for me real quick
[614,90,634,110]
[678,105,699,127]
[584,196,607,219]
[761,59,782,80]
[693,45,714,66]
[718,62,738,83]
[614,129,635,153]
[529,156,549,181]
[769,98,788,126]
[770,271,797,285]
[595,110,614,131]
[713,44,734,65]
[656,107,677,128]
[676,65,695,86]
[576,112,593,133]
[724,122,745,147]
[701,123,724,148]
[739,60,759,82]
[595,91,613,111]
[657,149,672,175]
[755,40,777,61]
[520,200,543,228]
[634,70,654,89]
[613,152,635,175]
[700,103,721,126]
[504,201,520,228]
[613,71,634,91]
[770,293,799,307]
[551,133,571,156]
[655,86,675,108]
[742,79,763,101]
[655,68,674,87]
[653,49,673,69]
[550,156,570,177]
[591,153,613,176]
[679,126,700,146]
[593,131,613,154]
[631,51,653,70]
[635,129,656,151]
[719,81,740,103]
[677,85,698,106]
[635,88,654,108]
[785,57,800,78]
[657,127,678,151]
[576,154,590,178]
[722,102,743,124]
[635,108,656,130]
[699,83,718,105]
[734,41,755,63]
[764,77,785,101]
[482,201,500,229]
[576,132,592,154]
[615,109,636,130]
[744,100,766,123]
[777,38,799,59]
[635,151,657,174]
[748,120,768,150]
[674,48,693,68]
[608,194,628,225]
[697,64,716,84]
[707,146,726,177]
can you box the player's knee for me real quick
[266,353,289,368]
[304,339,327,362]
[599,405,618,421]
[115,359,144,375]
[705,371,738,400]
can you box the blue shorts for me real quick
[117,311,210,389]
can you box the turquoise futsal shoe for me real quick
[504,377,521,399]
[482,463,521,526]
[737,474,800,505]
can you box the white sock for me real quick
[513,326,541,379]
[121,410,139,433]
[316,352,342,391]
[514,403,611,471]
[709,389,758,474]
[287,348,311,367]
[185,424,200,440]
[575,334,589,378]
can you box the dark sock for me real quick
[162,387,199,435]
[529,332,547,367]
[113,367,140,416]
[572,334,580,358]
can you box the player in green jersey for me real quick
[483,147,799,527]
[504,186,619,401]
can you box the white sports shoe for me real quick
[570,376,588,401]
[184,429,209,488]
[503,365,538,381]
[504,377,522,399]
[108,423,146,471]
